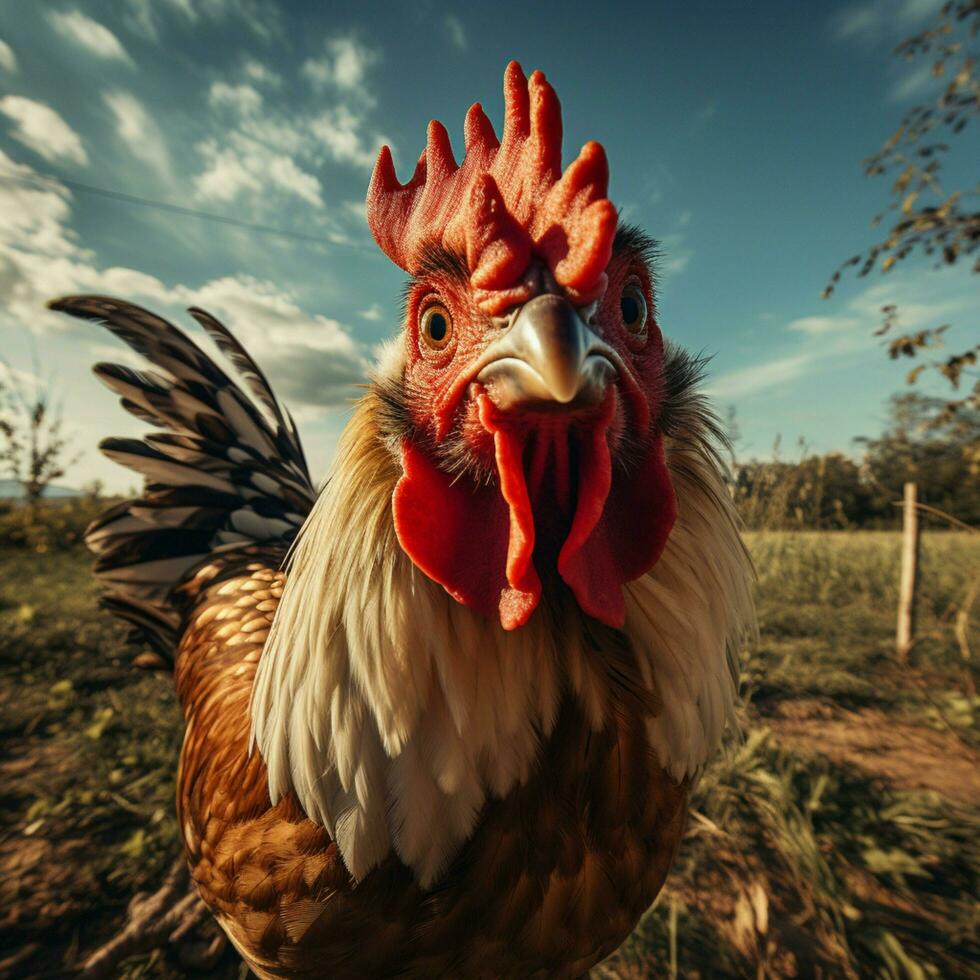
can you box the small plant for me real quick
[0,363,80,516]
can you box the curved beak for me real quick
[476,294,616,411]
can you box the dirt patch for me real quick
[764,700,980,804]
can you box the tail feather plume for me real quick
[49,295,317,664]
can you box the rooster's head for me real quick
[368,61,676,631]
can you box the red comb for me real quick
[366,61,617,313]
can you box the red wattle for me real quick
[486,414,543,629]
[392,439,541,629]
[393,408,676,631]
[558,432,676,628]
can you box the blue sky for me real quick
[0,0,976,490]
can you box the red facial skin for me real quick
[391,246,676,630]
[402,249,664,464]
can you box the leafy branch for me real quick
[825,0,979,423]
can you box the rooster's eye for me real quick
[621,285,647,335]
[420,304,454,351]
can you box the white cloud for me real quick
[788,315,863,335]
[0,38,16,73]
[48,10,133,64]
[343,199,367,222]
[661,250,691,277]
[123,0,195,38]
[889,62,939,101]
[896,0,944,26]
[832,0,942,40]
[843,277,969,330]
[833,4,880,39]
[444,14,467,50]
[238,113,306,154]
[124,0,280,42]
[188,35,388,214]
[710,267,974,403]
[658,211,695,280]
[0,151,369,408]
[302,37,377,91]
[180,276,370,406]
[209,81,263,115]
[166,0,197,19]
[0,151,79,258]
[358,303,383,321]
[0,150,94,331]
[0,96,88,165]
[123,0,158,39]
[214,0,282,42]
[242,58,281,88]
[707,355,812,401]
[310,105,387,170]
[103,90,172,180]
[192,141,263,202]
[264,156,322,207]
[194,138,323,208]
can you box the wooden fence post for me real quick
[896,481,919,660]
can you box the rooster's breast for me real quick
[174,560,688,979]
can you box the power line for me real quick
[0,166,379,254]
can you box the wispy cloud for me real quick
[709,268,974,402]
[169,276,371,407]
[832,0,942,40]
[0,96,88,165]
[209,81,263,115]
[0,152,370,406]
[358,303,384,321]
[833,3,880,39]
[707,354,812,401]
[122,0,159,40]
[658,210,695,280]
[242,57,281,88]
[661,250,691,277]
[0,38,16,73]
[787,315,863,335]
[48,10,133,64]
[888,61,939,101]
[302,37,377,91]
[0,150,79,259]
[123,0,281,43]
[218,0,282,43]
[103,90,173,181]
[187,34,388,217]
[194,138,323,208]
[310,105,386,170]
[444,14,467,50]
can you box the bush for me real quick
[0,496,116,553]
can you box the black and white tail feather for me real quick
[49,296,317,665]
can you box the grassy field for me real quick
[0,510,977,978]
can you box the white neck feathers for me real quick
[251,392,753,887]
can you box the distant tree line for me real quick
[733,392,980,530]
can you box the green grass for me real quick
[0,521,977,978]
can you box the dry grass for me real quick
[0,519,977,978]
[598,531,979,980]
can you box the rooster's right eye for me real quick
[420,304,454,352]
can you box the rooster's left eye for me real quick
[621,285,647,335]
[420,304,454,352]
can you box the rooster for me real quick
[54,62,752,979]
